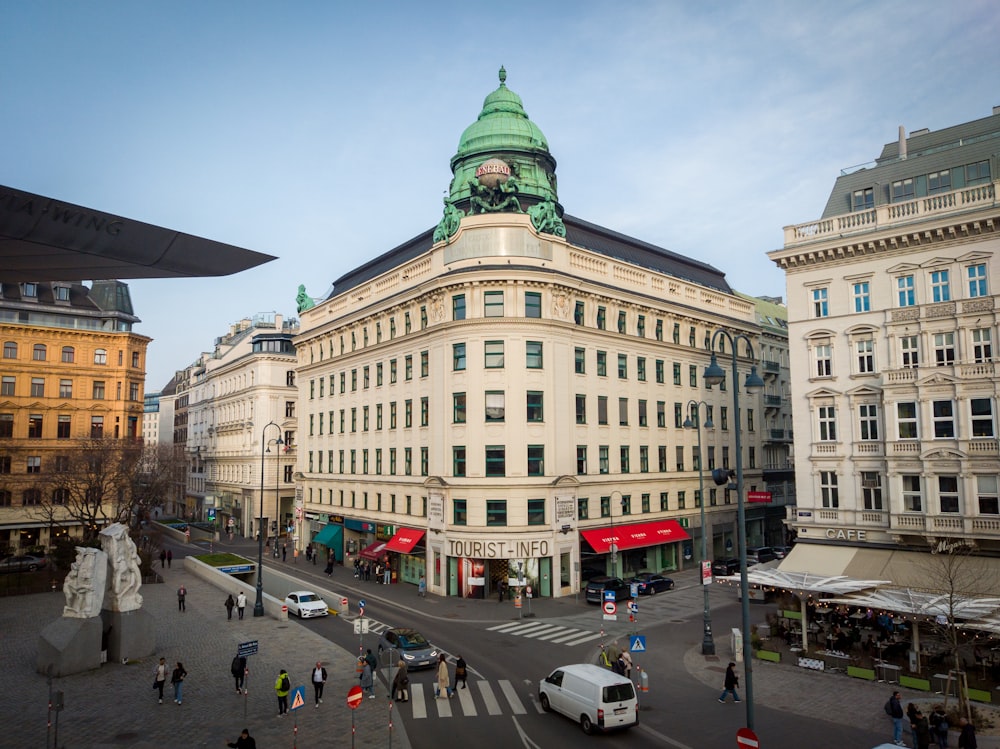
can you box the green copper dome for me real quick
[434,67,564,243]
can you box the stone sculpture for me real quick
[296,284,315,313]
[62,547,108,619]
[100,523,142,612]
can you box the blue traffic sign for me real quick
[630,635,646,652]
[627,600,638,614]
[289,685,307,711]
[237,640,258,657]
[604,590,616,602]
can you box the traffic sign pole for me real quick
[347,686,363,749]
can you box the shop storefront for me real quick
[429,534,563,599]
[384,527,426,585]
[307,512,344,564]
[580,519,691,579]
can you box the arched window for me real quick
[33,344,46,361]
[94,348,107,365]
[61,346,75,363]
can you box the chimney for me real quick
[898,125,907,160]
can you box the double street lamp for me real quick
[703,330,764,731]
[254,421,283,618]
[683,400,716,656]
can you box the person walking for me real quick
[226,728,256,749]
[275,669,290,716]
[418,575,426,598]
[914,709,932,749]
[453,655,468,690]
[281,542,287,562]
[435,653,453,699]
[391,660,409,702]
[311,661,327,707]
[908,702,920,748]
[620,649,633,680]
[236,591,247,620]
[225,594,235,620]
[718,662,740,703]
[958,717,977,749]
[153,657,168,704]
[497,579,506,603]
[171,661,187,705]
[353,558,361,579]
[159,550,166,569]
[166,549,173,568]
[231,653,247,695]
[885,690,905,746]
[930,705,949,749]
[305,544,313,564]
[359,659,375,699]
[383,563,391,585]
[177,585,187,612]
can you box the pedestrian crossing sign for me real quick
[630,635,646,652]
[290,685,306,711]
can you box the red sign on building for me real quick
[747,491,772,504]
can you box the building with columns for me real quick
[769,107,1000,583]
[294,70,769,598]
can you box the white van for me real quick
[538,663,639,734]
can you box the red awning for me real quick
[580,519,691,553]
[384,527,426,554]
[359,541,388,561]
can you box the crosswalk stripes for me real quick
[396,680,525,719]
[485,621,604,647]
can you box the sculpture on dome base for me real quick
[467,176,523,216]
[528,198,566,238]
[433,199,466,243]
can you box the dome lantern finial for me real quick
[498,65,506,86]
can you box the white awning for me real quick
[778,543,859,576]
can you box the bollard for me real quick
[639,668,649,693]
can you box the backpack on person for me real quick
[231,656,242,676]
[281,674,290,692]
[884,699,894,716]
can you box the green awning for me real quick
[312,524,342,547]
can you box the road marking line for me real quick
[434,689,453,717]
[477,680,503,715]
[456,683,476,716]
[486,622,527,632]
[532,627,577,641]
[498,680,526,714]
[411,683,427,719]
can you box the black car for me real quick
[629,573,674,595]
[584,576,630,604]
[711,559,740,577]
[746,547,776,564]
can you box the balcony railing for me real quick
[763,360,780,374]
[765,395,783,407]
[768,429,793,441]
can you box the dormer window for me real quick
[54,286,70,302]
[22,283,37,298]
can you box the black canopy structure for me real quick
[0,184,275,282]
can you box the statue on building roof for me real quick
[296,284,315,313]
[528,198,566,238]
[433,198,466,244]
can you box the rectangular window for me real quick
[618,397,628,426]
[129,382,139,401]
[852,281,870,312]
[57,415,71,439]
[485,446,505,477]
[574,301,584,325]
[527,498,545,525]
[420,397,429,427]
[815,344,832,377]
[934,333,955,366]
[617,310,626,334]
[376,404,383,430]
[977,476,999,515]
[968,264,988,297]
[526,391,543,422]
[689,326,696,347]
[928,169,951,194]
[861,472,883,510]
[59,379,73,398]
[655,359,664,384]
[636,357,646,382]
[971,398,995,437]
[972,329,992,363]
[599,446,609,474]
[575,394,586,424]
[594,395,607,425]
[859,404,879,440]
[27,456,41,474]
[657,446,666,472]
[689,365,697,387]
[453,392,466,423]
[486,500,507,526]
[576,446,587,475]
[939,475,960,513]
[404,448,412,475]
[856,339,875,373]
[820,471,839,508]
[577,497,588,521]
[931,270,951,303]
[672,323,680,344]
[852,187,874,211]
[376,362,383,386]
[637,315,645,337]
[596,351,607,377]
[484,291,504,317]
[574,347,585,374]
[674,403,683,428]
[453,294,466,320]
[818,405,837,441]
[453,498,467,525]
[484,341,504,368]
[812,287,829,317]
[677,491,686,510]
[657,401,666,428]
[0,377,13,397]
[901,336,919,368]
[897,275,915,307]
[897,402,917,438]
[420,351,428,377]
[619,446,630,473]
[91,415,104,438]
[638,399,647,427]
[453,342,466,370]
[390,402,397,429]
[617,354,627,379]
[28,414,43,438]
[675,445,684,471]
[672,362,681,386]
[526,341,543,369]
[31,378,45,397]
[596,306,606,330]
[420,306,427,329]
[639,448,649,473]
[390,359,397,383]
[527,445,544,476]
[2,341,15,359]
[404,400,413,428]
[485,391,505,422]
[891,178,914,202]
[525,291,541,318]
[966,160,991,184]
[405,355,413,380]
[33,344,46,361]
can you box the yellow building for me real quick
[0,279,148,550]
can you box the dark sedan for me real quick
[711,559,740,577]
[629,573,674,595]
[0,554,47,572]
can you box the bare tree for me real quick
[122,442,188,527]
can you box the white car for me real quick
[285,591,329,618]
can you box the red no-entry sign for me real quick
[736,726,759,748]
[347,685,363,710]
[603,600,617,615]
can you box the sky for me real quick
[3,1,998,390]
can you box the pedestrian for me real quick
[613,652,627,676]
[391,659,409,702]
[914,709,932,749]
[325,556,334,575]
[225,594,235,620]
[275,669,290,716]
[435,653,453,699]
[364,560,371,581]
[374,562,383,584]
[166,549,172,568]
[153,657,168,704]
[177,585,187,612]
[418,574,426,598]
[497,579,506,603]
[353,558,361,579]
[312,547,317,565]
[236,591,247,620]
[311,661,327,707]
[453,655,468,690]
[364,648,377,675]
[159,550,166,569]
[621,649,633,679]
[383,563,391,585]
[281,542,287,562]
[171,661,187,705]
[908,702,920,748]
[958,716,977,749]
[885,690,905,746]
[231,653,247,695]
[305,544,312,563]
[226,728,256,749]
[359,659,375,699]
[930,705,949,749]
[718,662,740,703]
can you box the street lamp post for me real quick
[254,421,283,618]
[703,331,764,730]
[683,400,716,656]
[608,490,626,578]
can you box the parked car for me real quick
[539,663,639,734]
[746,547,776,564]
[0,554,47,572]
[377,627,438,670]
[711,559,740,577]
[284,591,329,618]
[772,545,792,559]
[585,576,631,604]
[629,573,674,595]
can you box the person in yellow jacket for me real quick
[274,669,290,716]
